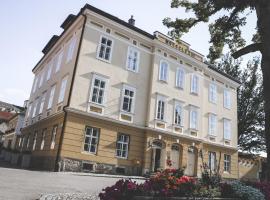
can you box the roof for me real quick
[0,100,25,112]
[32,3,240,85]
[0,111,14,121]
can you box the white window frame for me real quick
[223,118,231,141]
[156,95,167,121]
[126,46,140,73]
[83,126,100,154]
[176,67,185,89]
[208,151,216,171]
[47,85,56,110]
[224,154,231,172]
[159,60,169,82]
[38,71,44,88]
[26,103,32,118]
[224,89,231,109]
[32,132,37,151]
[174,101,184,127]
[209,83,217,104]
[50,125,58,150]
[58,75,68,104]
[46,62,53,81]
[40,128,46,150]
[121,84,136,114]
[189,106,199,130]
[190,74,199,94]
[66,36,77,63]
[116,134,129,159]
[32,99,38,118]
[96,35,114,63]
[32,76,38,94]
[89,74,108,106]
[208,113,217,136]
[39,92,46,114]
[55,50,63,73]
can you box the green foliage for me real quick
[217,54,265,152]
[222,181,265,200]
[163,0,259,62]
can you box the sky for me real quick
[0,0,258,106]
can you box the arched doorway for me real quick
[186,146,197,176]
[151,140,166,172]
[171,144,181,169]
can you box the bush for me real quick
[221,181,265,200]
[247,181,270,200]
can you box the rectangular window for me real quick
[50,125,58,149]
[97,36,113,62]
[26,103,32,118]
[47,85,56,109]
[224,154,231,172]
[191,74,199,94]
[126,46,140,72]
[190,108,198,130]
[32,131,37,151]
[224,89,231,109]
[32,100,38,118]
[116,134,129,159]
[121,85,136,113]
[208,151,216,171]
[66,37,77,63]
[32,76,38,94]
[58,76,68,103]
[55,51,63,73]
[208,113,217,136]
[224,119,231,140]
[159,60,169,82]
[39,92,46,114]
[176,68,185,89]
[26,135,30,149]
[46,62,53,81]
[209,83,217,103]
[90,75,107,105]
[40,128,46,150]
[39,71,44,88]
[174,102,183,126]
[83,126,99,154]
[156,96,166,121]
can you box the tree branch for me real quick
[232,43,262,59]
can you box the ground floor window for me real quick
[50,125,58,150]
[224,154,231,172]
[41,128,46,150]
[116,134,129,159]
[32,131,37,151]
[84,126,100,154]
[208,151,216,171]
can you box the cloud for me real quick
[0,88,29,106]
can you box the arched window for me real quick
[175,104,183,126]
[171,144,180,151]
[152,140,163,149]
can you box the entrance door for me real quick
[186,148,195,176]
[171,145,180,169]
[154,148,161,171]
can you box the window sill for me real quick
[175,86,184,90]
[190,92,199,96]
[89,101,105,108]
[81,151,97,156]
[224,106,231,110]
[96,57,111,64]
[115,156,128,160]
[209,100,217,105]
[158,79,168,84]
[126,68,138,74]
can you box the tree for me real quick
[163,0,270,180]
[217,54,265,153]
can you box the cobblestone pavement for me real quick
[0,162,143,200]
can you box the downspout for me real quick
[54,14,87,171]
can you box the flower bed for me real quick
[99,168,265,200]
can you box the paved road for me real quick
[0,163,144,200]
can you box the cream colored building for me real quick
[21,4,240,178]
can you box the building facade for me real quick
[21,4,240,178]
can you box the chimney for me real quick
[128,15,135,26]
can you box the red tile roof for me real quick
[0,111,14,121]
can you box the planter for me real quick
[11,153,20,165]
[4,151,11,162]
[132,197,238,200]
[21,154,31,168]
